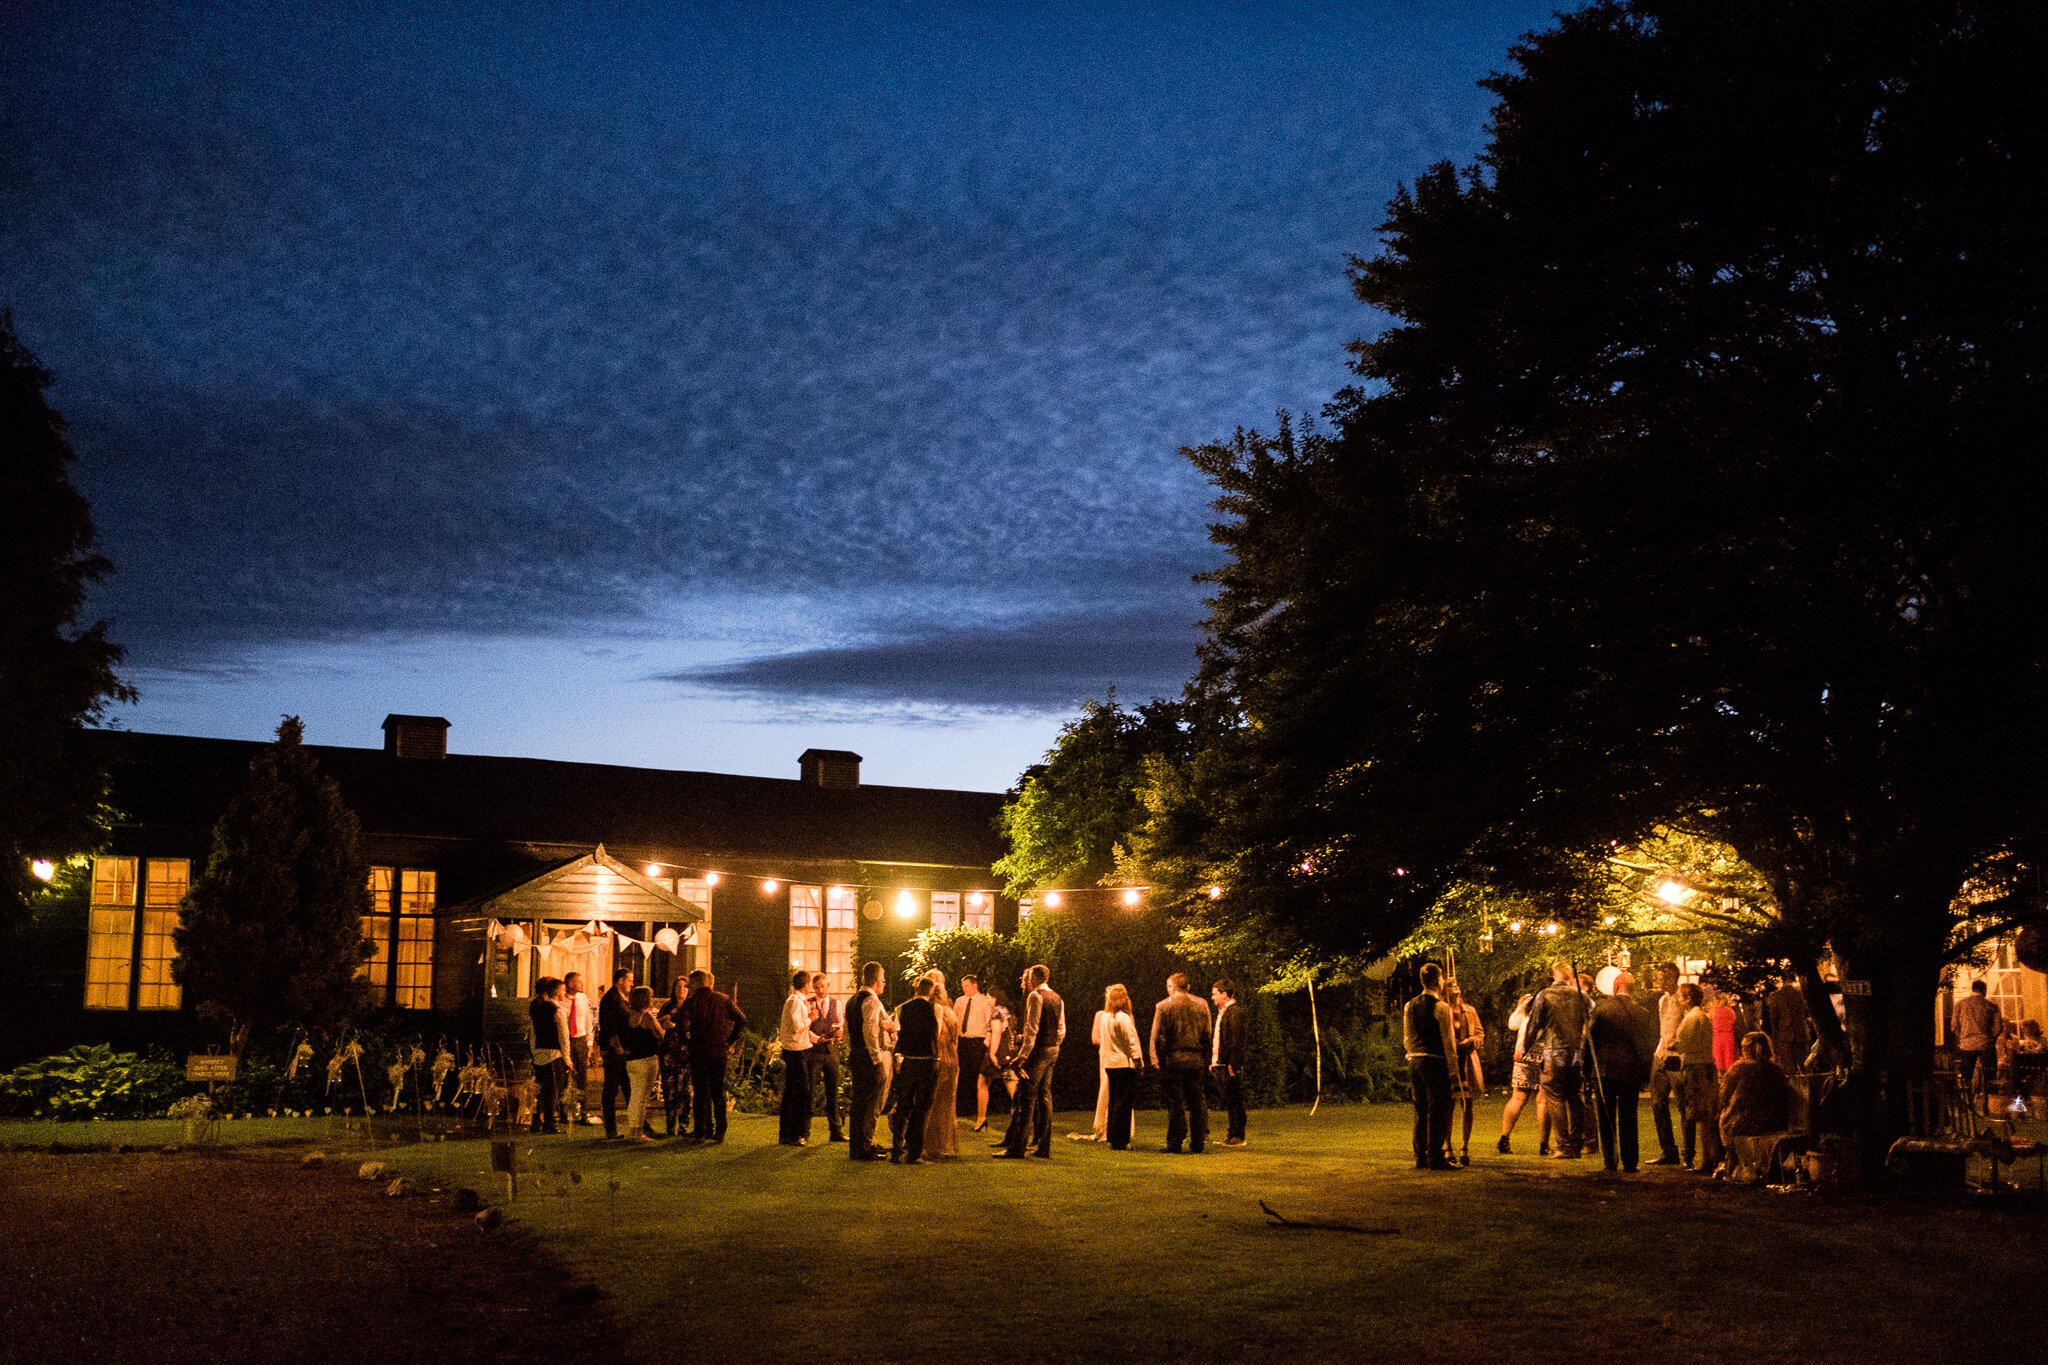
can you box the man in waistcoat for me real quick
[889,977,941,1164]
[845,961,888,1161]
[1405,962,1461,1170]
[1150,972,1213,1154]
[993,964,1064,1159]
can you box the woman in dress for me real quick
[1446,979,1485,1166]
[657,976,692,1137]
[527,976,569,1135]
[923,969,962,1158]
[622,986,666,1142]
[1096,983,1144,1150]
[983,986,1018,1123]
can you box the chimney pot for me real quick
[382,714,451,760]
[799,748,862,789]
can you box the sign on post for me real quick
[186,1054,239,1082]
[1840,980,1872,996]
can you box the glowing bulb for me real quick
[704,871,721,886]
[1121,889,1141,907]
[644,864,662,879]
[968,891,986,909]
[895,891,916,917]
[761,879,779,895]
[1394,867,1407,877]
[1656,881,1691,905]
[1602,915,1616,927]
[1207,884,1223,900]
[1045,892,1063,908]
[1543,922,1559,936]
[30,859,55,882]
[1509,920,1524,934]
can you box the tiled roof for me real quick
[90,731,1007,869]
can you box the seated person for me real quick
[2018,1019,2046,1055]
[1718,1032,1792,1170]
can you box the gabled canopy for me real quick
[450,844,706,924]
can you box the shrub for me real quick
[0,1044,185,1120]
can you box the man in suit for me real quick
[1210,979,1247,1147]
[596,966,635,1139]
[1590,971,1658,1172]
[1150,972,1213,1154]
[889,977,941,1164]
[682,969,745,1143]
[777,970,816,1145]
[993,964,1064,1159]
[845,961,888,1161]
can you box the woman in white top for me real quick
[1097,984,1145,1151]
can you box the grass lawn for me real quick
[327,1100,2046,1363]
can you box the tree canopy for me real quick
[1145,0,2048,1136]
[176,717,373,1054]
[0,316,130,938]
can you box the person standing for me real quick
[1096,984,1144,1150]
[527,976,570,1135]
[596,967,636,1139]
[657,976,693,1138]
[984,986,1019,1120]
[1762,973,1814,1078]
[1404,963,1461,1171]
[1497,988,1548,1156]
[1708,986,1740,1073]
[1211,979,1247,1148]
[1446,979,1484,1166]
[956,975,994,1130]
[1590,971,1657,1172]
[1952,979,2003,1114]
[1673,983,1722,1172]
[563,970,595,1125]
[777,970,817,1146]
[681,969,745,1142]
[845,961,888,1161]
[889,978,941,1164]
[807,973,847,1144]
[1518,959,1592,1159]
[923,970,962,1158]
[1148,972,1213,1154]
[621,986,666,1143]
[1646,962,1686,1164]
[993,964,1064,1159]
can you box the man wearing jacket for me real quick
[1210,979,1247,1147]
[681,970,746,1143]
[1150,973,1213,1154]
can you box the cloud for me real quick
[664,610,1202,712]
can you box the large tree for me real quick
[176,717,373,1055]
[1160,0,2048,1153]
[0,316,131,937]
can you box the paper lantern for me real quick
[654,927,681,954]
[1595,965,1622,996]
[497,922,529,949]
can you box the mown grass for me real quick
[300,1101,2048,1364]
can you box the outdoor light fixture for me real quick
[761,879,780,895]
[968,892,986,909]
[1656,880,1692,905]
[645,864,662,879]
[1121,889,1141,907]
[1045,892,1063,908]
[704,871,721,886]
[1207,884,1223,900]
[31,859,55,882]
[895,891,916,917]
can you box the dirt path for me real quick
[0,1146,621,1364]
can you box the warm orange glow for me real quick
[1044,891,1063,908]
[895,890,916,917]
[761,878,780,895]
[1509,920,1525,934]
[1207,884,1223,900]
[967,891,986,909]
[1657,880,1691,905]
[704,871,721,886]
[644,864,662,879]
[30,859,55,882]
[1121,889,1141,907]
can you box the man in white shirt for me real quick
[563,971,596,1125]
[956,974,994,1130]
[778,970,816,1146]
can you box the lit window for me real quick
[360,867,393,992]
[930,891,960,930]
[85,857,138,1009]
[395,869,436,1008]
[964,891,994,931]
[788,884,823,975]
[136,858,188,1009]
[824,886,858,995]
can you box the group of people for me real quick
[1407,959,1808,1179]
[1951,977,2046,1113]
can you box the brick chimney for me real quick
[799,748,862,789]
[382,714,450,760]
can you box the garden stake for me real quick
[1308,974,1323,1117]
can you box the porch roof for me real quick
[446,845,706,924]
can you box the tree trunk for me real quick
[1830,932,1944,1180]
[228,1019,253,1061]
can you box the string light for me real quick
[644,864,663,879]
[1207,884,1223,900]
[968,892,987,909]
[31,860,55,882]
[1045,892,1063,908]
[1509,920,1525,934]
[895,890,917,917]
[704,871,720,886]
[1121,889,1141,907]
[761,878,780,895]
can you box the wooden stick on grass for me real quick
[1259,1200,1398,1235]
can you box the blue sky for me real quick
[5,0,1552,790]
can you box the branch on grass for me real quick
[1258,1200,1398,1235]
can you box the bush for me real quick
[0,1044,185,1120]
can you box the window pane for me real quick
[826,885,858,928]
[395,915,434,1009]
[85,907,135,1009]
[789,884,822,928]
[144,858,189,908]
[359,915,392,989]
[963,891,994,930]
[93,856,138,907]
[136,908,182,1009]
[368,866,394,896]
[788,885,823,973]
[930,892,960,930]
[400,868,436,912]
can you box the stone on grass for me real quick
[475,1207,503,1231]
[357,1160,387,1181]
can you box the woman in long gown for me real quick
[923,969,962,1158]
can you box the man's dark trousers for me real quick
[1409,1055,1453,1165]
[1540,1055,1591,1156]
[601,1053,629,1138]
[1213,1066,1246,1142]
[1161,1064,1209,1153]
[889,1057,937,1160]
[1648,1064,1680,1159]
[689,1052,728,1141]
[778,1049,813,1143]
[807,1046,844,1139]
[849,1055,884,1157]
[1595,1079,1643,1171]
[1001,1048,1059,1156]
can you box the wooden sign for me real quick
[186,1054,239,1082]
[1840,980,1871,996]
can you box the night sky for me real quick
[5,1,1549,790]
